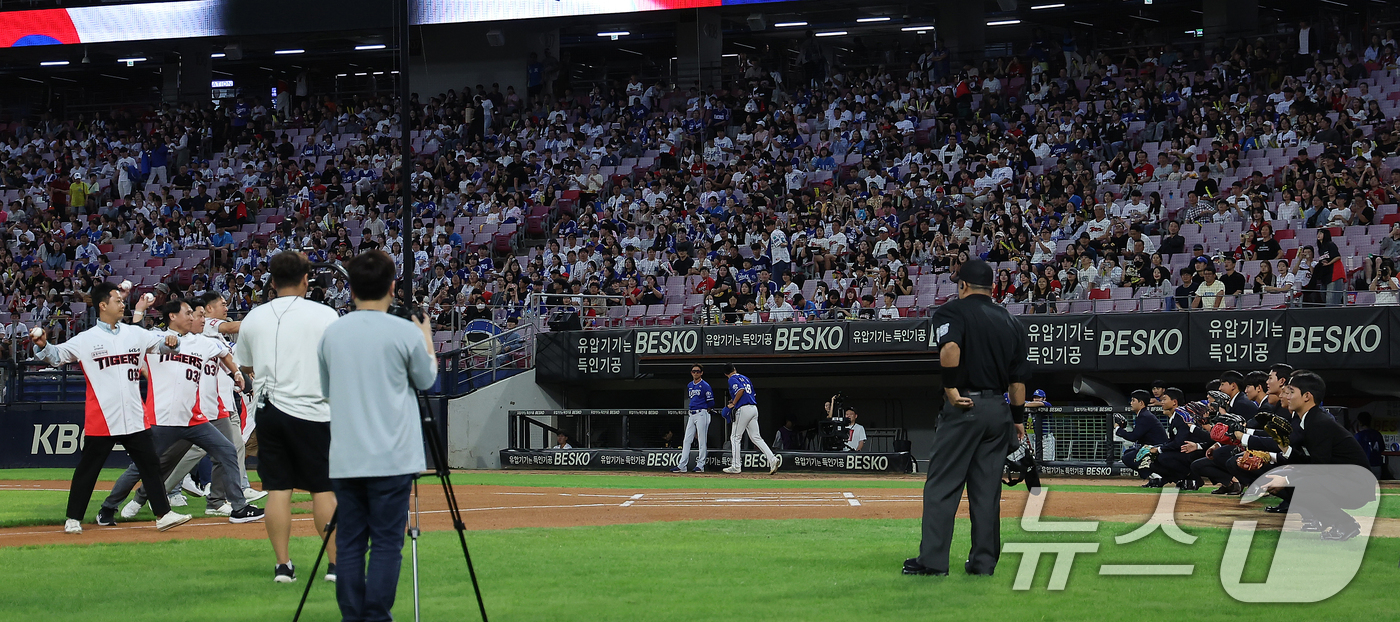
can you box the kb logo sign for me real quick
[31,424,81,455]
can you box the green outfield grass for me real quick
[0,517,1393,622]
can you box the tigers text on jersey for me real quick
[144,332,215,427]
[32,322,172,436]
[727,373,757,408]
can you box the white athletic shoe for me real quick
[769,454,782,475]
[242,487,269,502]
[64,519,83,534]
[156,511,192,532]
[722,466,742,474]
[181,476,209,497]
[120,500,143,519]
[168,493,188,507]
[206,503,233,517]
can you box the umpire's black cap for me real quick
[959,259,995,287]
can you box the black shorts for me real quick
[256,402,331,493]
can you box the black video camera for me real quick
[819,393,849,451]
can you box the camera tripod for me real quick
[293,392,488,622]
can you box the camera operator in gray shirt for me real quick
[318,249,438,621]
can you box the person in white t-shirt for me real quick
[233,251,341,583]
[877,293,902,320]
[826,402,867,451]
[768,221,791,275]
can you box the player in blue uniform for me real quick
[674,364,715,473]
[720,364,779,475]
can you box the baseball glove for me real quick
[1259,412,1293,451]
[1210,423,1241,446]
[1208,390,1231,407]
[1183,401,1212,425]
[1236,449,1271,471]
[1112,413,1128,428]
[1134,445,1155,470]
[1210,411,1247,435]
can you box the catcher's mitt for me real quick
[1210,423,1241,446]
[1112,412,1128,428]
[1236,449,1270,471]
[1259,411,1293,451]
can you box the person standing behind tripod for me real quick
[319,250,438,622]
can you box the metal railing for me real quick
[434,321,535,396]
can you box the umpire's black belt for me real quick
[958,389,1000,396]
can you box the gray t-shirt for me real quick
[319,310,438,479]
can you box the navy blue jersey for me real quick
[1120,408,1169,445]
[687,380,715,410]
[728,373,757,408]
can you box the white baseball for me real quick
[119,280,133,291]
[29,327,43,340]
[142,293,155,304]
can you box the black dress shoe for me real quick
[1301,519,1324,533]
[903,558,948,576]
[1264,503,1290,514]
[964,562,994,576]
[1320,523,1361,542]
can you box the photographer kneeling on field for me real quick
[318,250,438,621]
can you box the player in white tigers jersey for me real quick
[100,299,264,525]
[200,292,263,501]
[151,295,261,514]
[32,282,191,534]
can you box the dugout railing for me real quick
[1032,405,1166,476]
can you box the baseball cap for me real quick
[1032,389,1046,399]
[959,259,994,287]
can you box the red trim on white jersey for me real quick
[83,381,110,436]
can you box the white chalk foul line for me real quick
[620,493,644,507]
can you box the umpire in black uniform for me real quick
[905,259,1031,577]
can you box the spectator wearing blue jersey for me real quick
[674,364,716,473]
[720,363,780,475]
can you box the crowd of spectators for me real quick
[3,21,1400,352]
